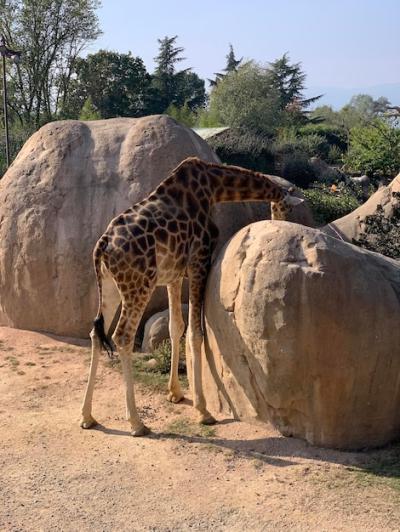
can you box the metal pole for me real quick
[2,53,10,168]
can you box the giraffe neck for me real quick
[199,161,285,205]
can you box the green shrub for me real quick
[326,145,344,165]
[280,151,316,188]
[298,124,348,153]
[134,339,186,376]
[303,184,360,225]
[352,192,400,259]
[274,124,347,163]
[208,128,275,174]
[345,120,400,179]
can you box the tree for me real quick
[208,61,282,135]
[268,53,321,124]
[79,96,101,120]
[0,0,101,128]
[152,35,186,113]
[339,94,390,130]
[174,71,206,111]
[65,50,152,119]
[165,103,196,127]
[209,44,242,87]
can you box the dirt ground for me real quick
[1,326,400,532]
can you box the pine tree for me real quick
[224,44,242,73]
[152,35,188,112]
[209,44,242,87]
[268,53,321,124]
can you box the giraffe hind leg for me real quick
[167,278,185,403]
[112,285,155,436]
[80,265,121,428]
[187,264,216,425]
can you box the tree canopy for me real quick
[65,50,152,119]
[0,0,101,127]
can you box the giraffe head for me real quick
[271,187,304,220]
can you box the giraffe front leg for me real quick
[188,266,216,425]
[167,279,185,403]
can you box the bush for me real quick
[298,124,348,153]
[352,192,400,259]
[274,124,347,163]
[345,119,400,179]
[208,128,275,174]
[134,339,186,375]
[280,151,316,188]
[303,184,361,225]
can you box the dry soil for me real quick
[1,326,400,531]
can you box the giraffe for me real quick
[80,156,303,436]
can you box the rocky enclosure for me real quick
[0,116,312,338]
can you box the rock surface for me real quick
[142,305,188,352]
[200,220,400,449]
[0,115,313,338]
[323,173,400,243]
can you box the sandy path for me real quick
[1,326,399,531]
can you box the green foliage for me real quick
[79,97,101,120]
[151,35,206,113]
[208,61,282,135]
[196,108,223,128]
[209,43,242,87]
[352,193,400,259]
[345,119,400,178]
[151,339,186,375]
[0,0,101,128]
[311,95,391,132]
[166,103,196,127]
[65,50,152,119]
[280,151,316,189]
[298,124,348,154]
[303,184,361,225]
[208,128,275,174]
[268,53,321,124]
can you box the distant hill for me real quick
[305,83,400,110]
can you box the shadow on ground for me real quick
[91,419,400,484]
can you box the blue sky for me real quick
[91,0,400,103]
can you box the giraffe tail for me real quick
[93,238,115,358]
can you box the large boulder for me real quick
[0,116,219,337]
[0,116,313,338]
[200,221,400,450]
[322,173,400,243]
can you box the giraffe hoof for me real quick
[167,391,184,403]
[199,414,217,426]
[131,424,151,437]
[80,416,98,429]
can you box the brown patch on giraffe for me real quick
[167,187,184,203]
[185,192,198,213]
[136,235,148,251]
[154,227,168,243]
[167,220,178,233]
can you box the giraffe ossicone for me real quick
[80,156,303,435]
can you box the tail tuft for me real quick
[94,313,115,358]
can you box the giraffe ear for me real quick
[287,195,304,207]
